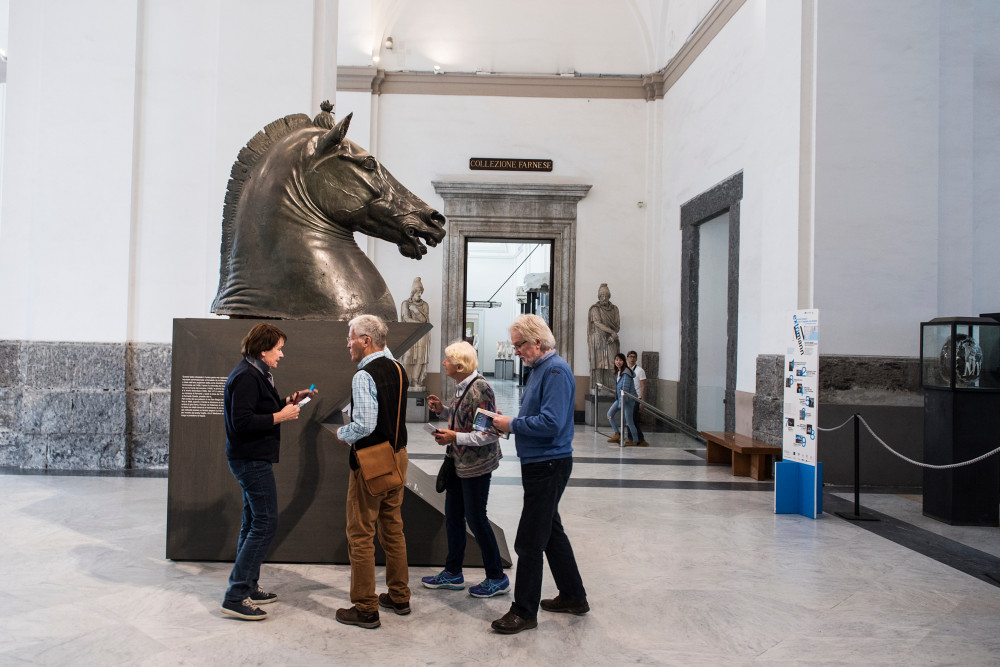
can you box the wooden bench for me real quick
[700,431,782,481]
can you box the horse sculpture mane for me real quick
[217,112,315,297]
[211,102,446,321]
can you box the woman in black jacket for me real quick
[220,323,314,621]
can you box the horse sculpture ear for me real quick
[316,112,353,156]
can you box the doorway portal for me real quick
[679,172,742,432]
[465,240,552,408]
[433,181,590,399]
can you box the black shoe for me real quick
[221,598,268,621]
[378,592,411,615]
[249,586,278,605]
[540,595,590,615]
[336,606,381,629]
[491,610,537,635]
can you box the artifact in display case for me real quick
[920,317,1000,390]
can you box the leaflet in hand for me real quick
[423,423,441,435]
[472,408,509,439]
[296,396,311,407]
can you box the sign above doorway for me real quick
[469,158,553,172]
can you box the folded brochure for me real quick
[472,408,510,439]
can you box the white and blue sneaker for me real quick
[469,574,510,598]
[421,570,465,590]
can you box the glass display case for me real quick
[920,316,1000,390]
[920,315,1000,526]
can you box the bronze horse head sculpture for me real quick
[212,102,446,321]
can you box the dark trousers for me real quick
[511,456,586,621]
[225,459,278,602]
[444,471,504,580]
[632,403,645,441]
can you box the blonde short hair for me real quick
[510,314,556,351]
[444,340,478,373]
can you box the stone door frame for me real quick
[679,171,743,432]
[432,181,591,396]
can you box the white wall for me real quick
[812,0,1000,354]
[813,0,940,356]
[366,92,648,377]
[0,0,328,343]
[0,0,140,342]
[653,0,804,392]
[131,0,317,342]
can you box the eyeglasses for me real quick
[347,334,371,344]
[511,339,534,350]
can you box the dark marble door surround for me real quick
[679,171,743,432]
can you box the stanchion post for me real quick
[835,413,878,522]
[619,394,625,448]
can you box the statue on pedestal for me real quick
[400,277,430,391]
[588,283,620,392]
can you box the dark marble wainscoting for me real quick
[754,353,922,486]
[0,340,171,470]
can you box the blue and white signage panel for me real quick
[782,309,819,465]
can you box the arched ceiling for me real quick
[339,0,720,76]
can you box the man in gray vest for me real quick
[333,314,411,629]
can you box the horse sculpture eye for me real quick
[363,156,377,171]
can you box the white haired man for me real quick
[490,314,589,634]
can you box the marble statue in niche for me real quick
[588,283,621,391]
[400,277,430,390]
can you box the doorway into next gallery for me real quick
[464,239,553,415]
[433,180,589,410]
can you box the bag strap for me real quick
[392,360,404,449]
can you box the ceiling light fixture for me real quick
[384,37,394,50]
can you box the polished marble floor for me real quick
[3,423,999,666]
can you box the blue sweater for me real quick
[510,350,575,464]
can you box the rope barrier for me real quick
[819,413,1000,470]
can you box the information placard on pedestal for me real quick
[775,309,823,518]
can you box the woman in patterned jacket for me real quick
[424,341,508,598]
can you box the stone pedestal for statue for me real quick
[494,358,515,380]
[585,392,617,427]
[406,390,430,423]
[166,318,509,566]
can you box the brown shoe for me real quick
[335,606,380,628]
[491,610,537,635]
[607,433,620,443]
[623,440,638,447]
[378,593,411,615]
[540,595,590,615]
[637,441,650,447]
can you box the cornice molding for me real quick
[337,0,747,102]
[651,0,748,97]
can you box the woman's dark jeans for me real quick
[444,471,504,580]
[224,458,278,602]
[510,456,586,621]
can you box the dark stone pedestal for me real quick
[494,359,514,380]
[166,318,510,566]
[923,389,1000,526]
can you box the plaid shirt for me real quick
[336,349,396,445]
